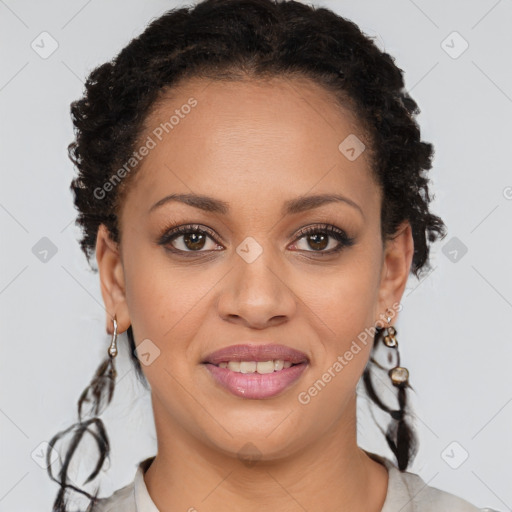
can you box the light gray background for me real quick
[1,0,511,510]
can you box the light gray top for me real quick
[92,451,499,512]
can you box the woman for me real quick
[46,0,499,510]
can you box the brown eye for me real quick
[292,224,355,255]
[181,232,207,251]
[158,224,222,253]
[304,232,329,251]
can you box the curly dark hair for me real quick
[47,0,447,510]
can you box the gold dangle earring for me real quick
[382,309,409,387]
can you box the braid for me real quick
[362,327,418,471]
[46,355,116,511]
[47,324,151,511]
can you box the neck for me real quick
[144,393,388,512]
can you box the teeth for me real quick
[240,361,257,373]
[218,360,294,373]
[274,359,284,371]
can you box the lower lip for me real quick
[203,362,308,399]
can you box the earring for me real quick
[382,309,409,387]
[108,315,118,358]
[363,309,417,470]
[77,315,118,421]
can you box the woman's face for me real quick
[96,76,413,461]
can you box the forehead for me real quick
[122,76,378,219]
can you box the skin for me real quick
[95,75,414,512]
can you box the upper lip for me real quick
[202,344,309,365]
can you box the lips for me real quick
[202,343,309,366]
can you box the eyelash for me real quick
[157,222,355,257]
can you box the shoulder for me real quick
[390,465,500,512]
[89,455,156,512]
[89,481,136,512]
[364,450,501,512]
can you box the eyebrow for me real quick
[149,192,363,218]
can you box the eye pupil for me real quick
[308,233,328,251]
[184,232,206,250]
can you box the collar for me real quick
[134,456,159,512]
[364,450,416,512]
[133,451,412,512]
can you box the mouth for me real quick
[203,359,303,373]
[201,343,309,366]
[201,343,309,399]
[202,361,308,399]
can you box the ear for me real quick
[375,220,414,324]
[95,223,131,335]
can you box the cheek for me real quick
[301,254,381,341]
[122,247,222,367]
[125,266,202,339]
[291,246,381,400]
[294,277,377,420]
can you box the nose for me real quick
[216,247,297,330]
